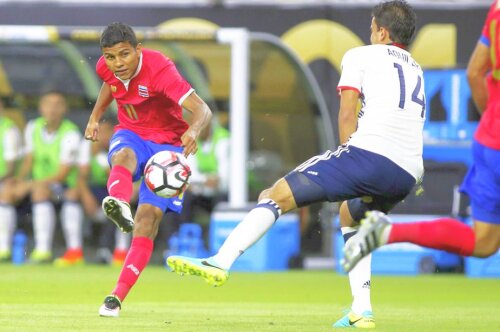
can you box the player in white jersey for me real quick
[341,44,424,179]
[167,1,423,329]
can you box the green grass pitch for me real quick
[0,264,499,331]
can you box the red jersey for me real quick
[475,0,500,149]
[96,48,193,145]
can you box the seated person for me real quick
[167,119,229,235]
[0,91,82,264]
[78,117,130,265]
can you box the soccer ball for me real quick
[144,150,191,198]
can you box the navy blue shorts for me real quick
[108,129,184,213]
[460,140,500,224]
[285,145,416,221]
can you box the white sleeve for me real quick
[186,154,206,185]
[60,131,82,165]
[23,120,35,155]
[215,137,230,194]
[78,139,91,167]
[337,47,364,92]
[3,126,21,161]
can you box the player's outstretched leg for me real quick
[342,211,391,273]
[333,310,375,329]
[167,255,229,287]
[102,196,134,233]
[99,295,122,318]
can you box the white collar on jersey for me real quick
[115,52,143,90]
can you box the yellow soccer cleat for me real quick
[167,255,229,287]
[29,250,52,264]
[0,250,11,263]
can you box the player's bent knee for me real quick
[257,188,272,201]
[111,148,137,167]
[258,179,296,214]
[474,238,500,258]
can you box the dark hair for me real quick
[100,22,138,48]
[40,89,66,99]
[372,0,416,46]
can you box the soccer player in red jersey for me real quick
[84,23,212,317]
[343,0,500,272]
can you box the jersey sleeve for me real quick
[215,136,230,194]
[337,48,363,95]
[2,126,21,161]
[153,56,194,105]
[23,120,35,155]
[60,130,82,165]
[78,139,91,167]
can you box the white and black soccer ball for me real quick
[144,150,191,198]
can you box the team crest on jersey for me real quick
[138,85,149,98]
[110,85,117,93]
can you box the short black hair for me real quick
[100,22,138,48]
[372,0,416,46]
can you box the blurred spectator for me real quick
[78,117,130,265]
[0,96,22,262]
[1,91,82,265]
[168,119,229,232]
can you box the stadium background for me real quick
[0,0,494,268]
[1,2,499,331]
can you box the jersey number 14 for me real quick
[393,63,425,118]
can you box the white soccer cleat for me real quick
[99,295,121,318]
[342,210,392,273]
[102,196,134,233]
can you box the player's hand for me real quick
[180,128,198,157]
[85,119,99,141]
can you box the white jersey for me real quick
[77,139,109,170]
[338,44,425,180]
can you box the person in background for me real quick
[168,119,229,233]
[78,117,130,265]
[1,91,82,265]
[0,96,23,262]
[343,0,500,275]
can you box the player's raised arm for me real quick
[85,83,114,141]
[180,91,212,157]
